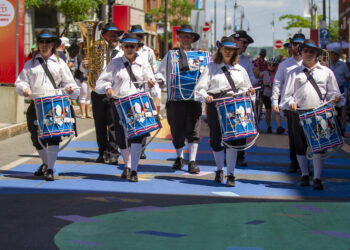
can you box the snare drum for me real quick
[299,104,343,153]
[216,96,258,142]
[166,50,210,100]
[34,95,74,139]
[114,92,161,139]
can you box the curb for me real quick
[0,106,82,141]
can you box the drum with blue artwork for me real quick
[216,96,258,142]
[34,95,74,139]
[114,92,161,139]
[299,104,343,153]
[166,50,211,100]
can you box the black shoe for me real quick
[288,162,299,173]
[121,167,131,179]
[276,126,285,134]
[214,170,223,183]
[96,154,104,163]
[188,161,200,174]
[172,157,184,170]
[140,152,147,159]
[226,174,235,187]
[313,178,323,190]
[108,154,119,165]
[34,164,47,176]
[300,175,310,186]
[236,159,248,167]
[129,171,138,182]
[45,169,54,181]
[267,127,272,133]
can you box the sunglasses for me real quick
[238,39,249,45]
[302,48,317,54]
[38,39,53,44]
[291,42,301,46]
[124,44,136,49]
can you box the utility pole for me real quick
[214,0,216,44]
[328,0,331,30]
[240,10,244,31]
[233,0,237,32]
[164,0,168,52]
[224,0,227,36]
[272,14,275,57]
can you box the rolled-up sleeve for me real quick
[154,53,168,84]
[95,62,114,95]
[143,62,159,97]
[194,66,210,102]
[60,63,80,99]
[271,66,284,107]
[15,62,31,96]
[279,71,296,110]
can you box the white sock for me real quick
[121,148,131,169]
[176,147,184,158]
[213,150,224,171]
[188,143,198,162]
[312,154,324,180]
[47,145,59,170]
[296,154,309,176]
[38,149,48,165]
[131,143,142,172]
[226,148,237,175]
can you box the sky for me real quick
[205,0,339,47]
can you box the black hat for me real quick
[299,39,322,56]
[176,24,200,43]
[36,29,61,47]
[290,33,305,44]
[216,36,238,49]
[129,25,148,35]
[231,30,254,44]
[102,23,124,36]
[120,33,138,44]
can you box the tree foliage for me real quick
[279,14,339,42]
[147,0,195,27]
[25,0,106,36]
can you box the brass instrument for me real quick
[75,21,110,91]
[318,49,330,67]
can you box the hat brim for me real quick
[216,41,238,49]
[130,31,148,35]
[300,43,322,54]
[120,38,138,44]
[176,30,200,43]
[37,37,61,48]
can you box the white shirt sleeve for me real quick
[154,52,168,84]
[271,65,284,107]
[194,65,210,102]
[325,70,346,107]
[59,61,80,99]
[279,70,296,110]
[15,61,32,96]
[95,61,114,95]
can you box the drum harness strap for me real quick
[303,68,325,101]
[207,66,238,99]
[177,48,190,72]
[123,61,140,88]
[36,57,78,137]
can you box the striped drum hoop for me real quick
[299,104,343,154]
[166,50,210,100]
[114,92,161,139]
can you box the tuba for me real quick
[318,49,330,67]
[75,21,110,91]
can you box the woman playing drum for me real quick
[95,33,159,182]
[194,36,255,187]
[15,29,80,181]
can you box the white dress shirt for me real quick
[271,56,302,107]
[137,44,157,72]
[194,62,254,102]
[15,54,79,100]
[280,62,345,110]
[95,55,159,98]
[239,54,257,85]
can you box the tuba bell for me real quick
[75,21,110,91]
[318,49,330,67]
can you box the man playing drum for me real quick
[280,39,344,190]
[194,36,255,187]
[15,29,80,181]
[95,33,159,182]
[155,24,205,174]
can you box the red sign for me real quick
[0,0,25,84]
[203,22,210,32]
[274,40,283,49]
[172,26,181,48]
[112,5,130,33]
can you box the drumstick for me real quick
[212,87,261,102]
[31,87,81,96]
[131,80,163,85]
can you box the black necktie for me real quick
[111,49,118,58]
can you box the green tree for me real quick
[279,14,339,42]
[25,0,106,36]
[147,0,195,27]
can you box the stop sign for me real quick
[203,22,210,32]
[274,40,283,49]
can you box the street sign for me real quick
[319,28,330,44]
[203,22,210,32]
[274,40,283,49]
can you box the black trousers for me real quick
[207,102,246,151]
[91,91,117,155]
[284,110,299,163]
[289,111,308,155]
[27,102,61,150]
[166,100,202,149]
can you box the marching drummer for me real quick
[95,33,159,182]
[15,29,80,181]
[155,24,203,174]
[194,36,255,187]
[280,39,344,190]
